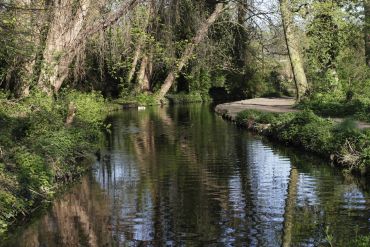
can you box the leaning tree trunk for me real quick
[38,0,91,95]
[279,0,308,101]
[145,51,153,89]
[131,1,154,91]
[127,43,142,83]
[156,3,224,101]
[365,0,370,67]
[38,0,139,95]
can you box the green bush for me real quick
[135,93,157,106]
[0,89,106,235]
[235,109,369,173]
[14,150,53,200]
[298,121,333,153]
[116,92,158,106]
[298,94,370,122]
[166,92,205,104]
[63,90,106,125]
[351,235,370,247]
[235,109,261,124]
[272,111,333,149]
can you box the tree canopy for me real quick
[0,0,368,101]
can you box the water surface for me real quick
[2,104,370,246]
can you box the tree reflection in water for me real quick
[3,176,112,247]
[4,104,370,246]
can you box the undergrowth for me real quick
[298,93,370,122]
[166,92,210,104]
[235,109,370,174]
[0,90,107,236]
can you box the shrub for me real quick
[235,109,261,124]
[298,94,370,122]
[135,93,157,106]
[63,90,106,126]
[235,109,369,173]
[0,89,107,235]
[166,92,205,104]
[14,150,53,200]
[298,122,333,153]
[351,235,370,247]
[273,110,333,148]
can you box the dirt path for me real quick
[215,98,370,129]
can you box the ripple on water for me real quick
[3,105,370,247]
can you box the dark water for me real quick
[2,104,370,247]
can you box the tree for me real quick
[365,0,370,67]
[306,1,341,91]
[155,3,225,101]
[37,0,139,95]
[279,0,309,100]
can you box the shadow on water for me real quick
[3,103,370,246]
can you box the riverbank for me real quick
[113,92,213,107]
[215,98,370,129]
[215,98,370,175]
[0,90,108,236]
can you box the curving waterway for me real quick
[2,104,370,246]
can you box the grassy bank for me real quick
[298,94,370,122]
[0,90,107,236]
[234,109,370,174]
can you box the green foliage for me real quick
[272,111,334,153]
[351,235,370,247]
[62,90,106,126]
[235,109,370,172]
[0,89,106,236]
[15,150,53,200]
[236,110,279,124]
[186,69,212,98]
[302,0,370,95]
[166,92,204,104]
[135,93,157,106]
[298,94,370,122]
[115,92,159,106]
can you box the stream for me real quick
[2,104,370,246]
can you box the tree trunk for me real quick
[127,43,142,83]
[131,2,154,91]
[279,0,308,101]
[38,0,91,95]
[156,3,224,101]
[13,0,50,97]
[136,55,150,92]
[145,51,153,90]
[365,0,370,67]
[19,60,35,97]
[38,0,139,95]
